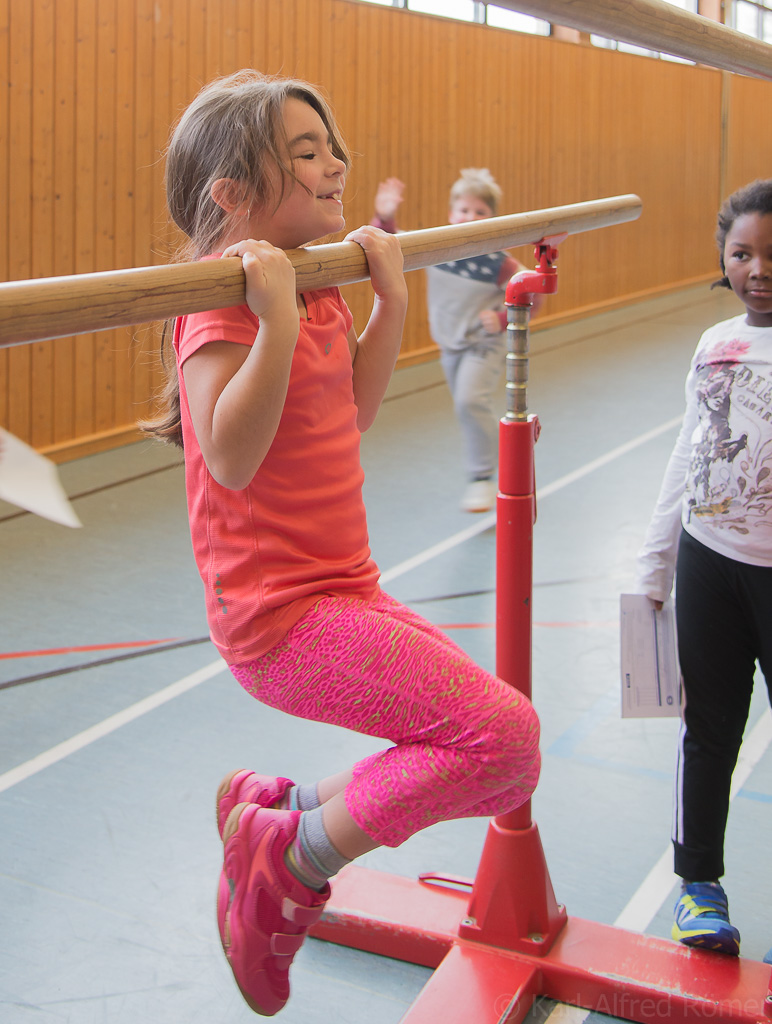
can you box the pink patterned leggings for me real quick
[230,590,540,848]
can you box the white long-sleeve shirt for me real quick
[636,314,772,602]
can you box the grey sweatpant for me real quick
[440,333,506,480]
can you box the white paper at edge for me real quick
[620,593,682,718]
[0,427,82,528]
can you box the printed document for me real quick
[620,593,682,718]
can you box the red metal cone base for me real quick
[459,817,567,955]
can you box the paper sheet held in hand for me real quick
[620,593,682,718]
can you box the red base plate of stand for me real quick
[311,864,772,1023]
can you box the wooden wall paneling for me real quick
[294,0,312,82]
[380,1,428,359]
[550,42,592,314]
[263,0,290,77]
[419,12,450,352]
[132,0,160,418]
[506,34,540,215]
[8,1,34,440]
[134,0,155,273]
[551,48,719,319]
[483,23,509,184]
[234,0,253,72]
[724,74,772,198]
[171,0,192,124]
[356,0,378,187]
[73,0,97,440]
[145,0,176,439]
[394,9,435,358]
[52,0,77,444]
[326,0,370,343]
[205,0,223,81]
[564,47,633,313]
[484,26,508,210]
[601,50,653,299]
[675,65,723,281]
[0,0,9,428]
[297,0,324,88]
[282,0,302,79]
[424,16,444,227]
[152,0,173,267]
[326,1,355,143]
[380,5,422,358]
[443,19,462,208]
[186,0,206,102]
[384,4,403,197]
[170,0,193,233]
[220,0,238,76]
[249,0,269,73]
[114,0,138,432]
[93,0,118,435]
[566,48,620,311]
[30,0,56,449]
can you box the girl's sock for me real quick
[285,782,322,812]
[284,805,351,891]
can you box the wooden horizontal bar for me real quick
[0,195,641,349]
[496,0,772,80]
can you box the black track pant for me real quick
[673,529,772,881]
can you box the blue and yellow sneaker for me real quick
[672,882,740,955]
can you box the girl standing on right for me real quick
[635,179,772,962]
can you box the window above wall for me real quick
[589,0,698,60]
[355,0,550,35]
[354,0,724,50]
[485,5,550,34]
[730,0,772,41]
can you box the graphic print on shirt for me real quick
[437,252,508,283]
[687,337,772,534]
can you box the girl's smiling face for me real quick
[256,97,347,249]
[723,212,772,327]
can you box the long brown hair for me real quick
[141,70,351,448]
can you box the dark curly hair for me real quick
[714,178,772,289]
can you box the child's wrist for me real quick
[374,281,408,304]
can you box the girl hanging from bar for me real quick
[142,69,541,1017]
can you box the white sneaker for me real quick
[461,479,496,513]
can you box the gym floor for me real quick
[1,281,770,1023]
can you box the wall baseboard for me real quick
[41,426,145,465]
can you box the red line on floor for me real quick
[0,639,181,660]
[2,620,617,659]
[438,621,616,630]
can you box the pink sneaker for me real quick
[216,770,294,839]
[215,771,296,952]
[219,803,330,1016]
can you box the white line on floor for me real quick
[0,659,226,794]
[380,415,682,584]
[544,706,772,1023]
[0,415,683,792]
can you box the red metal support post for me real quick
[310,239,772,1024]
[459,238,567,956]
